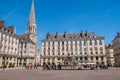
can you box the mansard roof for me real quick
[42,31,104,42]
[17,34,28,39]
[105,44,113,49]
[0,21,18,38]
[18,34,35,44]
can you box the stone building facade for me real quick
[105,44,115,67]
[0,22,19,67]
[41,31,107,66]
[0,0,40,68]
[113,32,120,67]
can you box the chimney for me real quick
[80,30,83,37]
[8,26,14,32]
[46,32,51,39]
[55,32,58,38]
[0,20,4,27]
[85,30,88,36]
[63,31,66,38]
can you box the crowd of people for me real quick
[78,64,109,70]
[43,64,62,70]
[25,63,38,69]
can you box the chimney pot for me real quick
[0,20,4,27]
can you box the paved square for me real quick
[0,67,120,80]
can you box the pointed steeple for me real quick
[28,0,36,24]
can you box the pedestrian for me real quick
[26,64,29,69]
[2,64,5,70]
[96,65,98,71]
[29,63,32,69]
[34,64,36,69]
[43,64,45,70]
[34,64,37,69]
[35,64,38,69]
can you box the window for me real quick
[76,57,78,60]
[57,58,60,61]
[96,52,98,54]
[95,47,97,51]
[58,53,60,55]
[79,40,81,45]
[91,57,93,60]
[84,48,86,51]
[62,41,64,45]
[71,46,73,49]
[52,58,54,61]
[48,53,50,55]
[96,57,98,60]
[71,53,73,55]
[84,40,86,45]
[90,48,92,51]
[53,47,54,50]
[0,26,2,29]
[99,40,102,45]
[100,47,103,52]
[58,41,60,44]
[90,40,92,45]
[95,40,97,45]
[62,47,64,50]
[66,47,68,50]
[91,52,93,54]
[43,58,45,61]
[80,52,82,55]
[80,57,83,60]
[48,41,50,44]
[75,41,77,45]
[52,42,54,46]
[48,58,50,61]
[80,46,82,49]
[84,57,88,60]
[101,56,103,60]
[52,52,54,55]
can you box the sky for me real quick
[0,0,120,47]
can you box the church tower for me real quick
[26,0,37,43]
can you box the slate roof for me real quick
[42,31,104,42]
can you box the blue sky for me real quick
[0,0,120,47]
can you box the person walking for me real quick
[2,64,5,70]
[43,64,45,70]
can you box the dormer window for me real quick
[0,27,2,29]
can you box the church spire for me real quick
[26,0,36,41]
[28,0,36,24]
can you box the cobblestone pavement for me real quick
[0,67,120,80]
